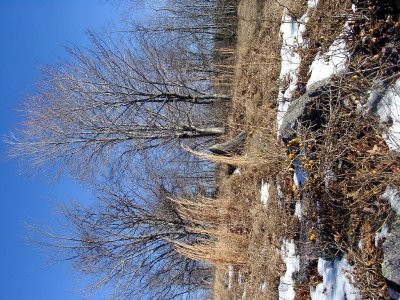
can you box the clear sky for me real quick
[0,0,122,299]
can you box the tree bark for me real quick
[178,126,225,138]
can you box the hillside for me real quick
[210,0,400,299]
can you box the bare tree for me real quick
[11,1,237,297]
[120,0,238,106]
[121,0,238,38]
[8,33,228,176]
[33,177,213,300]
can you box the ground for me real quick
[210,0,400,299]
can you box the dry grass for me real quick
[231,0,307,133]
[175,0,400,299]
[173,239,247,267]
[209,0,307,298]
[182,146,252,167]
[170,196,250,267]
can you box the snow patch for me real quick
[295,201,302,220]
[293,161,305,220]
[310,257,361,300]
[276,182,284,207]
[260,281,268,293]
[233,168,241,175]
[381,186,400,214]
[375,222,389,247]
[307,31,349,89]
[238,271,245,286]
[228,264,234,290]
[277,182,284,198]
[357,239,363,250]
[278,240,300,300]
[324,169,336,189]
[261,180,270,207]
[277,1,316,129]
[376,78,400,151]
[366,80,385,111]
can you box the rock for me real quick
[208,131,247,156]
[279,79,333,143]
[387,278,400,300]
[383,215,400,287]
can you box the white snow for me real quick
[367,80,400,215]
[295,201,302,220]
[376,78,400,151]
[261,180,270,207]
[278,240,300,300]
[366,80,384,112]
[310,257,361,300]
[363,81,400,216]
[277,1,317,129]
[233,168,241,175]
[228,264,234,290]
[357,239,363,250]
[307,30,349,89]
[293,169,301,187]
[375,222,389,247]
[260,281,268,293]
[381,186,400,214]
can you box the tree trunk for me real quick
[178,126,225,139]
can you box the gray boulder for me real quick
[279,79,333,143]
[383,215,400,287]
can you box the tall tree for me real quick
[33,176,212,300]
[8,33,227,176]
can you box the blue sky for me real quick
[0,1,124,299]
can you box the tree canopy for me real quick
[9,33,228,177]
[10,0,239,298]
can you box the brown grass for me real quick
[207,0,306,298]
[170,196,249,267]
[173,239,247,267]
[182,146,251,167]
[230,0,308,132]
[208,0,307,298]
[176,0,400,299]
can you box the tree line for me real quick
[9,0,239,299]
